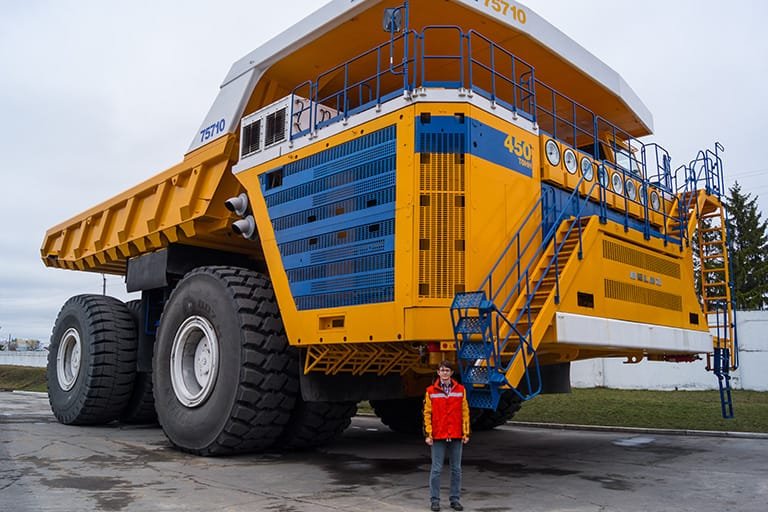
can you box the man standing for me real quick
[423,360,470,511]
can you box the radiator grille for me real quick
[603,240,681,278]
[604,279,682,311]
[419,151,465,298]
[263,125,396,310]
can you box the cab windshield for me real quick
[614,148,642,176]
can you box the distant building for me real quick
[10,338,42,351]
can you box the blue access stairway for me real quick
[451,178,600,409]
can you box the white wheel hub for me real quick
[170,316,219,408]
[57,328,82,391]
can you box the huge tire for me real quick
[47,295,137,425]
[371,397,424,435]
[119,300,157,424]
[153,266,298,455]
[470,390,522,431]
[280,399,358,450]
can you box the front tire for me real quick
[470,390,522,431]
[371,397,424,435]
[280,399,357,450]
[153,266,298,455]
[47,295,137,425]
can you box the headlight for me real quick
[563,149,577,174]
[626,180,637,201]
[580,157,593,181]
[650,190,661,211]
[545,139,561,166]
[611,172,623,194]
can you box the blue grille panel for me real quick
[296,287,394,310]
[279,219,395,257]
[265,156,396,209]
[287,253,394,283]
[262,125,397,310]
[282,127,396,177]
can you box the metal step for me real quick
[463,365,507,384]
[466,388,499,410]
[458,341,493,360]
[464,366,491,384]
[451,291,486,309]
[455,316,486,335]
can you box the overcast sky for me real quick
[1,0,766,342]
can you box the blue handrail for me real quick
[504,178,599,341]
[419,26,465,89]
[488,178,600,399]
[286,24,675,223]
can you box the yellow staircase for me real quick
[499,216,597,388]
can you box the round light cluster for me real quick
[546,139,597,182]
[626,180,637,201]
[611,172,623,194]
[563,148,577,174]
[650,190,661,211]
[545,139,561,166]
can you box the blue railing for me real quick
[505,179,598,339]
[287,25,679,233]
[420,26,465,89]
[481,176,597,350]
[288,26,540,136]
[466,30,536,121]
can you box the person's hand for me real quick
[425,437,433,446]
[462,436,469,444]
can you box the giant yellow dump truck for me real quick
[42,0,737,455]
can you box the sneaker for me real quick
[450,501,463,511]
[430,501,440,511]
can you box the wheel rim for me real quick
[170,316,219,408]
[57,328,82,391]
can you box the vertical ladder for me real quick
[698,198,736,418]
[678,144,737,419]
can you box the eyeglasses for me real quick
[438,368,452,372]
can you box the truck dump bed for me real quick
[40,135,254,274]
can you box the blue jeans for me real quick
[429,439,463,503]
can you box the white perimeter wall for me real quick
[0,351,48,368]
[571,311,768,391]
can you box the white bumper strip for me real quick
[555,312,712,354]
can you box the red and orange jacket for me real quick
[423,378,470,440]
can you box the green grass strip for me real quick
[515,388,768,433]
[0,365,48,392]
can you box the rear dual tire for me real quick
[119,300,157,424]
[47,295,137,425]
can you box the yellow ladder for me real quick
[697,196,736,368]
